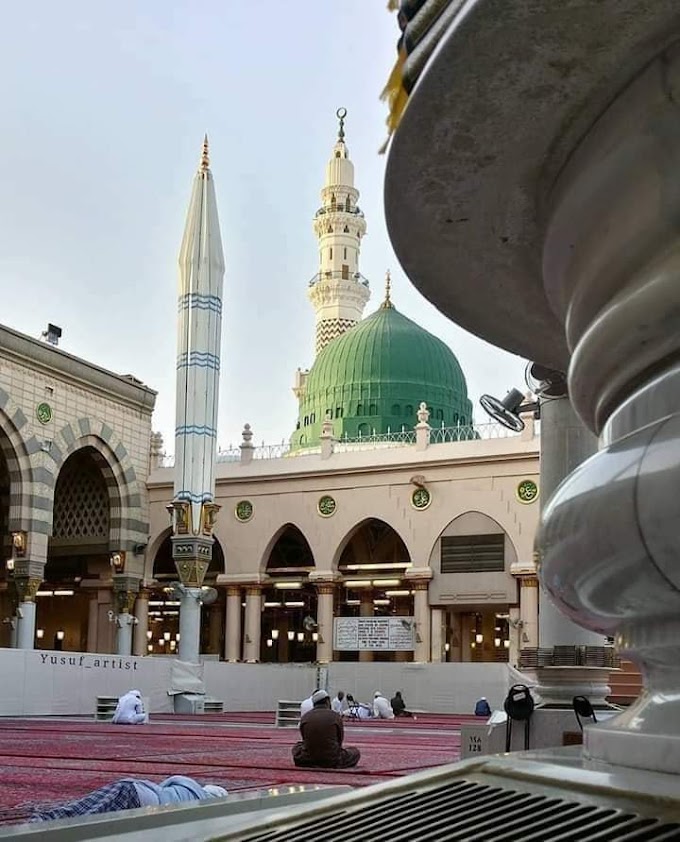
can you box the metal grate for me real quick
[240,779,680,842]
[53,451,109,539]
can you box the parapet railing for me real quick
[159,422,536,468]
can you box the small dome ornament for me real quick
[381,270,395,310]
[336,107,347,142]
[200,134,210,172]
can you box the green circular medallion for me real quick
[36,402,52,425]
[317,495,336,517]
[517,479,539,504]
[235,500,253,522]
[411,487,431,510]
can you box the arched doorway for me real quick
[149,533,225,657]
[336,518,413,663]
[430,511,517,664]
[39,447,118,652]
[261,525,316,663]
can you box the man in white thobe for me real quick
[112,690,148,724]
[373,691,395,719]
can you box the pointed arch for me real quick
[332,517,412,571]
[427,510,518,574]
[0,396,34,535]
[259,522,315,575]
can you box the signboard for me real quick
[333,616,415,651]
[460,723,490,758]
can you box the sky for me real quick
[0,1,528,453]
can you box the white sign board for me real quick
[333,616,415,651]
[460,723,490,758]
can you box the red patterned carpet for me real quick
[0,712,472,825]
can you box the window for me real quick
[342,264,349,279]
[357,403,364,415]
[369,404,377,416]
[329,247,333,260]
[436,409,444,421]
[336,406,343,418]
[343,247,347,259]
[345,196,351,212]
[310,413,316,424]
[357,422,369,437]
[335,151,340,158]
[405,404,414,418]
[440,534,505,574]
[391,404,401,416]
[326,408,333,419]
[330,194,336,210]
[343,225,349,233]
[304,415,309,427]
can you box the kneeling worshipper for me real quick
[112,689,148,724]
[31,776,228,822]
[390,690,414,718]
[373,691,395,719]
[292,689,361,768]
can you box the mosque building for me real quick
[0,113,540,668]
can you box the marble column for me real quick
[112,577,139,658]
[315,583,335,664]
[87,592,99,653]
[208,601,222,656]
[14,577,41,650]
[133,590,149,657]
[243,586,261,663]
[519,576,539,648]
[413,581,430,662]
[430,607,444,662]
[225,586,241,662]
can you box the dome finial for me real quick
[200,134,210,172]
[382,270,394,309]
[336,107,347,143]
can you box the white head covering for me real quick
[312,689,329,705]
[130,690,142,697]
[204,785,228,798]
[374,691,382,698]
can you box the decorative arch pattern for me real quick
[0,389,35,535]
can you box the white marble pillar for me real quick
[520,577,539,648]
[133,591,149,657]
[16,600,36,650]
[225,586,241,662]
[413,582,430,662]
[430,607,444,662]
[178,589,202,662]
[315,583,335,663]
[243,586,261,663]
[116,615,134,657]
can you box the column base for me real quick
[535,666,614,709]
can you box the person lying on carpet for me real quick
[112,689,148,724]
[30,776,228,822]
[373,691,395,720]
[342,694,373,720]
[292,689,360,768]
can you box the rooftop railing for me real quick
[159,421,535,468]
[308,270,370,288]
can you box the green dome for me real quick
[292,303,473,447]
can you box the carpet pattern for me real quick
[0,713,467,825]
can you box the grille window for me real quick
[441,534,505,573]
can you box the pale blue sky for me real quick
[0,1,527,451]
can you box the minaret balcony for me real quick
[314,206,364,219]
[308,271,369,288]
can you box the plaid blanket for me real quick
[30,780,141,822]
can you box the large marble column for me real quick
[112,576,139,658]
[315,583,335,664]
[430,607,444,663]
[132,590,149,657]
[243,586,261,663]
[224,586,241,662]
[15,577,40,650]
[519,576,539,648]
[412,581,430,662]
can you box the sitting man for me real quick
[373,691,395,720]
[292,689,360,768]
[390,690,414,718]
[31,776,227,822]
[331,690,347,714]
[474,697,492,717]
[343,694,372,720]
[112,689,148,724]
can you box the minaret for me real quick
[308,108,370,355]
[171,136,224,665]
